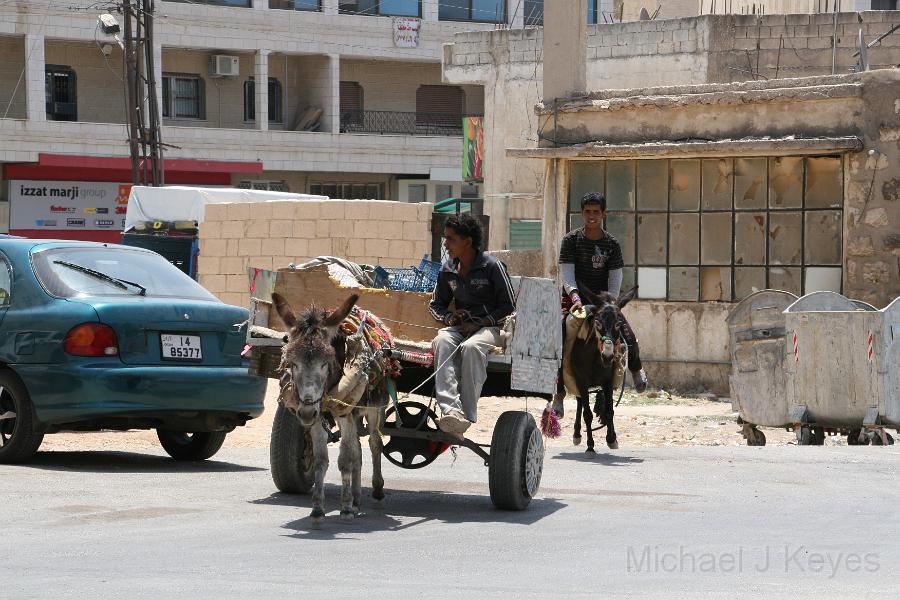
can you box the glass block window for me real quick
[566,156,844,302]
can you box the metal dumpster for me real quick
[728,290,798,446]
[784,292,899,445]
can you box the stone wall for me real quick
[197,199,432,307]
[443,11,900,250]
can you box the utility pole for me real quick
[119,0,164,186]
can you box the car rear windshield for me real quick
[32,246,219,301]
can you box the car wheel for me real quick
[156,430,227,461]
[0,370,44,464]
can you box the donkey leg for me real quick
[309,420,329,523]
[573,396,583,446]
[351,419,363,513]
[605,388,618,450]
[582,400,595,454]
[367,405,386,502]
[336,415,359,520]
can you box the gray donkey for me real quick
[272,292,387,523]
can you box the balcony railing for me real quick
[339,110,479,136]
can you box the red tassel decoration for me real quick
[540,403,562,439]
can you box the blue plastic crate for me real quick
[372,255,441,293]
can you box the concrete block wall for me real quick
[197,199,433,306]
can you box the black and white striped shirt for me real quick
[558,227,625,294]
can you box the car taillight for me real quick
[64,323,119,357]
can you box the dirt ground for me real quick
[38,380,847,453]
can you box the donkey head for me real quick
[272,292,358,427]
[579,285,638,361]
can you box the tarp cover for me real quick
[124,186,328,230]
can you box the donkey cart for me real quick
[245,265,561,511]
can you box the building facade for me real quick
[1,0,572,240]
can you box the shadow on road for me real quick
[16,450,266,473]
[251,485,567,539]
[552,451,645,466]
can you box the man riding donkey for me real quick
[428,214,516,435]
[552,191,648,422]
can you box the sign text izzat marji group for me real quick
[9,180,132,232]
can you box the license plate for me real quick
[161,334,202,361]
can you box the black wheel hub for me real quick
[382,401,450,469]
[0,388,17,447]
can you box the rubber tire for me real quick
[269,403,314,494]
[871,432,894,446]
[489,410,540,511]
[0,370,44,464]
[811,427,826,446]
[747,429,766,447]
[847,429,865,445]
[157,430,227,461]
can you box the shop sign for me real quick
[9,180,131,231]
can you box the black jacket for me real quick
[428,252,516,327]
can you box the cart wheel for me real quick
[811,427,826,446]
[270,404,314,494]
[746,428,766,447]
[870,431,895,446]
[847,429,865,445]
[797,426,813,446]
[382,401,449,470]
[489,411,544,511]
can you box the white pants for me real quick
[432,326,502,422]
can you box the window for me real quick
[269,0,320,10]
[567,156,844,302]
[524,0,543,25]
[162,74,204,119]
[243,78,284,123]
[435,184,453,202]
[0,258,10,307]
[45,66,77,122]
[510,220,542,250]
[340,81,364,128]
[164,0,251,7]
[408,184,427,202]
[520,0,601,26]
[871,0,897,9]
[237,180,289,192]
[309,183,384,200]
[439,0,505,23]
[339,0,420,16]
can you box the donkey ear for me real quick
[577,280,602,307]
[617,286,638,309]
[272,292,297,329]
[323,294,359,329]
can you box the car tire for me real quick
[156,430,227,461]
[0,370,44,464]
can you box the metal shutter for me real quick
[509,220,542,250]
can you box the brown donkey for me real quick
[272,292,387,523]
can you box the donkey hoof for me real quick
[585,447,596,455]
[607,439,619,450]
[310,507,325,519]
[339,510,356,523]
[573,435,582,446]
[372,489,385,501]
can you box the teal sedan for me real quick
[0,238,266,463]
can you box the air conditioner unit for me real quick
[209,55,239,77]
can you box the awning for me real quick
[3,153,263,185]
[506,136,864,160]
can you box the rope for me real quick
[378,316,442,332]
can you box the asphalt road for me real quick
[3,444,899,599]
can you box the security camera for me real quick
[98,13,120,35]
